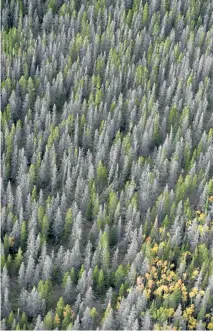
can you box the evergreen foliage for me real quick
[1,0,213,329]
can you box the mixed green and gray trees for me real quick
[1,0,213,329]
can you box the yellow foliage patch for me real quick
[192,269,199,278]
[151,243,159,254]
[54,314,60,325]
[189,287,198,298]
[183,304,194,318]
[188,316,197,329]
[198,213,205,221]
[208,196,213,202]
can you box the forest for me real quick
[1,0,213,329]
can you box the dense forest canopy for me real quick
[1,0,213,330]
